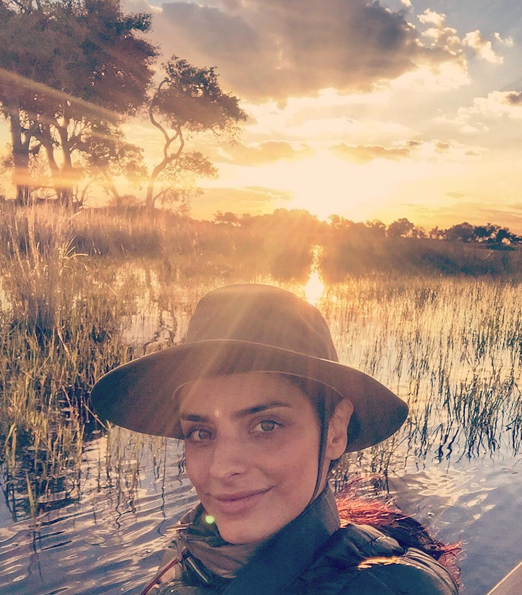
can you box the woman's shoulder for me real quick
[341,543,459,594]
[288,523,458,594]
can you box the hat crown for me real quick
[185,284,339,362]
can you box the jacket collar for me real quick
[221,487,340,595]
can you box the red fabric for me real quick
[335,490,461,586]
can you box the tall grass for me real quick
[0,207,137,518]
[1,205,522,521]
[321,277,522,467]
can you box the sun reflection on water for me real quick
[304,246,325,305]
[304,270,325,305]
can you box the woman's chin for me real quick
[215,518,276,545]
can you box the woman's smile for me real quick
[210,487,273,515]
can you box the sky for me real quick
[3,0,522,231]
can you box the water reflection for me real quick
[2,267,522,594]
[304,271,325,306]
[0,433,197,594]
[304,246,326,306]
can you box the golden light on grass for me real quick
[2,206,522,522]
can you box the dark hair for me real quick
[275,374,344,421]
[274,374,346,498]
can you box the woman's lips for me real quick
[210,488,272,515]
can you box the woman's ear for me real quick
[325,398,353,460]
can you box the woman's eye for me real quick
[253,420,280,433]
[186,429,212,442]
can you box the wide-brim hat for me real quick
[91,284,408,452]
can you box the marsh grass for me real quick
[0,207,141,519]
[1,205,522,522]
[321,277,522,470]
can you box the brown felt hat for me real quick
[91,284,408,452]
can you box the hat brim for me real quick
[90,339,408,452]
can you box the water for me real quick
[2,432,520,594]
[1,270,522,594]
[0,435,197,594]
[391,447,522,594]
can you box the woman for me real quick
[91,284,459,594]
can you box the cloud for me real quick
[217,141,314,166]
[193,185,292,218]
[494,32,514,47]
[330,139,481,163]
[445,191,467,199]
[122,0,162,13]
[391,60,469,91]
[244,186,293,201]
[154,0,462,101]
[330,143,412,163]
[434,141,450,153]
[435,90,522,133]
[506,92,522,106]
[461,91,522,120]
[240,89,408,141]
[418,9,464,55]
[418,9,446,29]
[464,31,504,64]
[261,117,414,143]
[417,11,508,67]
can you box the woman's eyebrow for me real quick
[233,401,292,419]
[179,402,292,422]
[179,413,210,422]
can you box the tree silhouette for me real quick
[77,122,147,206]
[0,0,156,205]
[214,211,240,225]
[146,57,247,210]
[387,218,415,238]
[445,222,476,243]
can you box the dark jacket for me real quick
[146,489,458,595]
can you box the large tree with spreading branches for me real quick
[146,57,247,211]
[0,0,157,205]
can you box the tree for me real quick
[146,57,247,210]
[364,219,387,241]
[149,151,217,211]
[0,0,44,203]
[329,215,354,232]
[445,222,476,243]
[429,226,444,240]
[473,224,493,242]
[0,0,157,205]
[77,122,147,206]
[387,218,415,239]
[214,211,239,226]
[492,226,515,245]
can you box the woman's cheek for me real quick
[249,430,289,454]
[185,446,211,483]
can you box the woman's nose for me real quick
[208,437,248,480]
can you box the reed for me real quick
[320,277,522,469]
[0,206,138,517]
[1,205,522,520]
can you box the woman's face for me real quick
[178,372,350,544]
